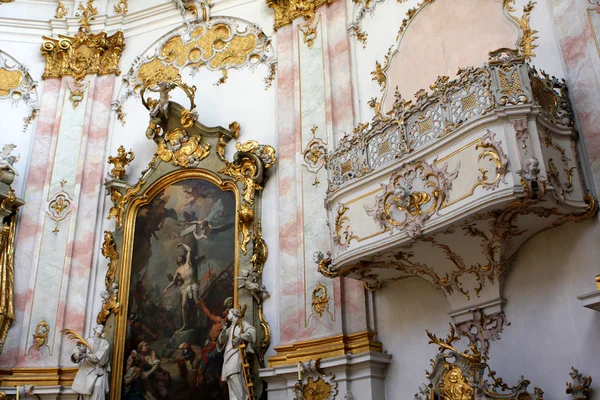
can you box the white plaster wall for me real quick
[490,218,600,397]
[376,219,600,398]
[375,277,452,399]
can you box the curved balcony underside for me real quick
[320,49,597,316]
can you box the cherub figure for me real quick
[0,144,20,175]
[96,283,120,325]
[234,269,270,303]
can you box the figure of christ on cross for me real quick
[162,243,201,332]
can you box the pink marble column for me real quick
[276,0,372,347]
[56,75,116,364]
[550,0,600,193]
[0,78,63,367]
[0,74,116,368]
[277,23,304,344]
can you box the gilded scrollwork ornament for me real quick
[113,0,128,15]
[55,1,68,19]
[101,231,119,288]
[310,282,331,319]
[333,203,358,249]
[97,282,120,325]
[366,160,458,238]
[293,359,338,400]
[120,17,275,96]
[302,126,327,186]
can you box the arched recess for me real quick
[370,0,536,112]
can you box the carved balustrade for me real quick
[321,49,596,319]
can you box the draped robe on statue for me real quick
[217,319,256,400]
[71,336,111,400]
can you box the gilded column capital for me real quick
[267,0,337,30]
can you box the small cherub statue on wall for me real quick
[235,269,270,304]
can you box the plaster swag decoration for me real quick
[0,51,39,131]
[118,16,276,121]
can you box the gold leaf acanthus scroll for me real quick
[121,18,275,99]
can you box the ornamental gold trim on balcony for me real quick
[327,49,574,193]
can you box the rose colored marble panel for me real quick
[550,0,600,193]
[1,75,116,368]
[57,75,116,364]
[0,78,65,368]
[277,23,304,344]
[276,3,372,347]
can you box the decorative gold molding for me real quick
[302,126,327,186]
[267,0,336,31]
[55,2,68,19]
[595,274,600,290]
[123,18,274,91]
[114,0,128,15]
[504,0,539,61]
[268,331,382,366]
[32,319,50,350]
[0,368,78,386]
[41,16,124,83]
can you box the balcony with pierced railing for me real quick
[319,49,596,319]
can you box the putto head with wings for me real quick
[0,144,20,175]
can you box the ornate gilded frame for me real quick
[102,79,276,399]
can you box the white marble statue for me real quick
[0,144,20,175]
[217,307,257,400]
[71,325,111,400]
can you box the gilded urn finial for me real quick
[107,145,135,181]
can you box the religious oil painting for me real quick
[123,178,236,400]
